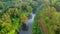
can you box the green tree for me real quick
[26,5,33,12]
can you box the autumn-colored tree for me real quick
[8,8,19,18]
[21,15,28,23]
[0,13,12,34]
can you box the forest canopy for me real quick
[0,0,60,34]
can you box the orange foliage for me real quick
[21,15,28,23]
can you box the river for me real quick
[19,3,45,34]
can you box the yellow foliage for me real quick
[8,29,15,34]
[8,8,16,14]
[5,23,12,31]
[21,15,28,23]
[1,13,12,31]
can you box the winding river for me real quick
[19,3,45,34]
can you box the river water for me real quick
[19,13,35,34]
[19,3,44,34]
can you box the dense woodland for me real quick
[0,0,60,34]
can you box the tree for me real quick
[21,15,28,23]
[26,5,33,12]
[0,13,12,34]
[54,2,60,11]
[31,1,38,8]
[8,8,19,18]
